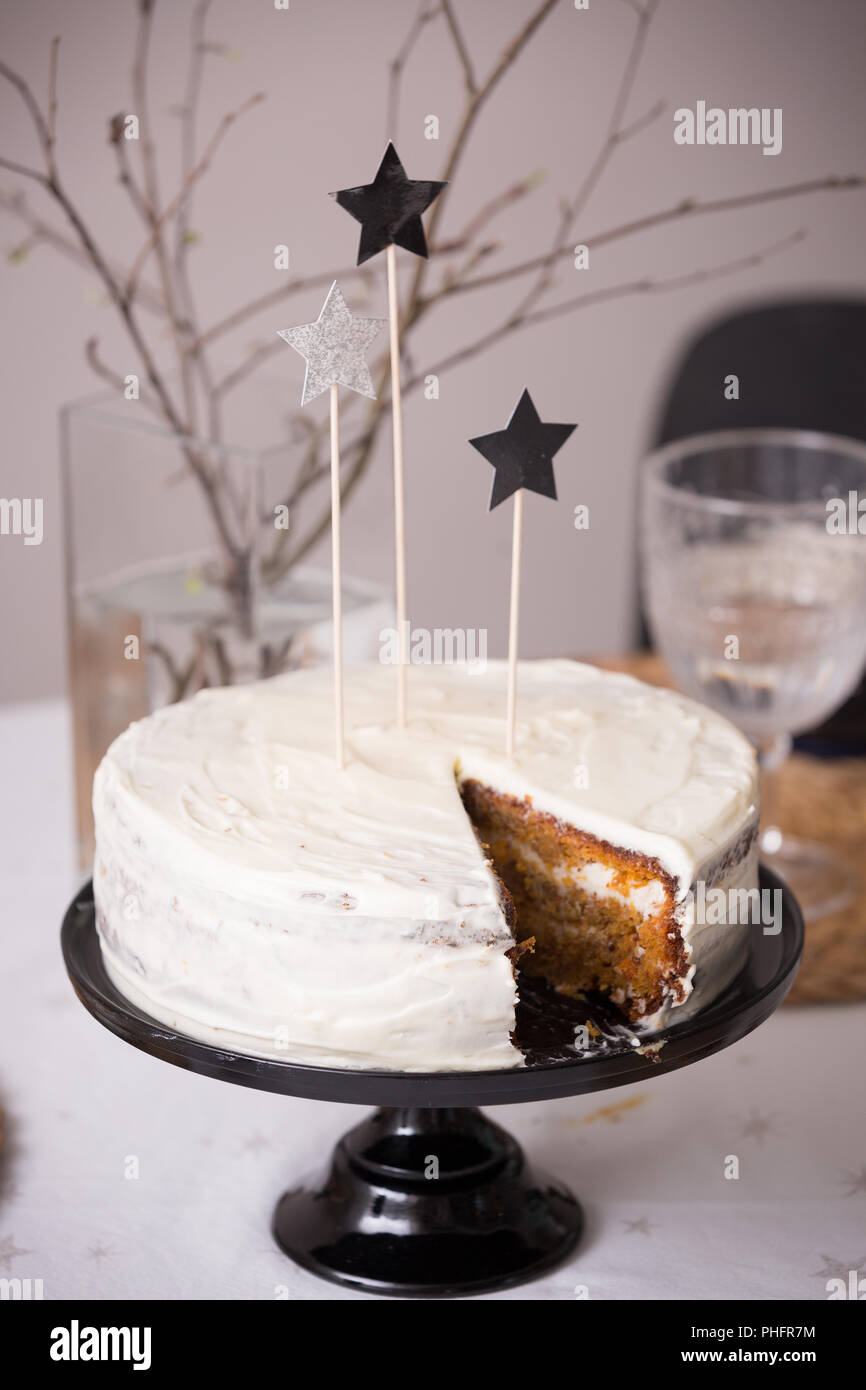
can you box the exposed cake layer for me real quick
[460,780,682,1021]
[92,659,760,1069]
[460,780,756,1026]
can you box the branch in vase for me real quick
[449,174,866,302]
[0,21,277,606]
[46,35,59,177]
[84,335,154,415]
[197,10,552,362]
[0,56,53,152]
[0,52,188,438]
[173,0,223,446]
[194,266,378,355]
[0,183,163,312]
[273,225,805,583]
[110,113,153,225]
[433,170,545,256]
[131,0,201,431]
[386,0,440,141]
[193,208,507,359]
[174,0,213,269]
[125,90,265,302]
[440,0,477,97]
[509,0,663,320]
[147,640,199,704]
[409,228,808,385]
[404,0,561,322]
[276,422,381,576]
[3,0,864,647]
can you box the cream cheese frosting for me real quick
[92,659,759,1070]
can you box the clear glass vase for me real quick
[61,384,392,865]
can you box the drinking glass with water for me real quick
[641,428,866,920]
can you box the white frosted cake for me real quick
[92,660,760,1071]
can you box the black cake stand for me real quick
[62,866,802,1299]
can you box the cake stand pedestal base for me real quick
[272,1105,582,1298]
[62,867,803,1299]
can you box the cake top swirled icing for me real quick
[95,660,759,928]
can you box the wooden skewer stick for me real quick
[506,487,524,758]
[386,241,408,729]
[329,381,345,771]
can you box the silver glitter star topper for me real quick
[278,280,385,406]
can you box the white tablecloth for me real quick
[1,698,863,1301]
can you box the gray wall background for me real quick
[2,0,865,703]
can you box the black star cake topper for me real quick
[331,141,447,265]
[468,388,578,755]
[469,388,577,510]
[330,142,447,727]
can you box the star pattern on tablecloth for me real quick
[0,1234,32,1268]
[87,1242,116,1263]
[242,1132,271,1154]
[839,1165,866,1196]
[812,1254,866,1283]
[738,1109,780,1145]
[45,991,76,1011]
[621,1216,655,1236]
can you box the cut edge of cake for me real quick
[459,776,758,1033]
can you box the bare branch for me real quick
[402,0,560,331]
[0,48,187,440]
[448,174,866,300]
[515,228,806,333]
[386,0,439,140]
[196,169,535,356]
[46,36,60,176]
[125,91,264,299]
[0,186,164,312]
[279,222,805,583]
[278,429,374,572]
[193,265,375,351]
[213,338,284,400]
[0,19,278,580]
[615,97,665,145]
[281,0,606,579]
[175,0,213,264]
[0,156,47,184]
[131,0,196,428]
[425,0,559,237]
[173,0,223,447]
[508,0,661,320]
[110,115,152,224]
[2,0,863,663]
[84,335,130,395]
[434,168,544,253]
[412,230,806,385]
[607,0,660,140]
[0,58,52,158]
[83,335,162,421]
[441,0,477,95]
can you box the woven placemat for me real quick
[595,653,866,1006]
